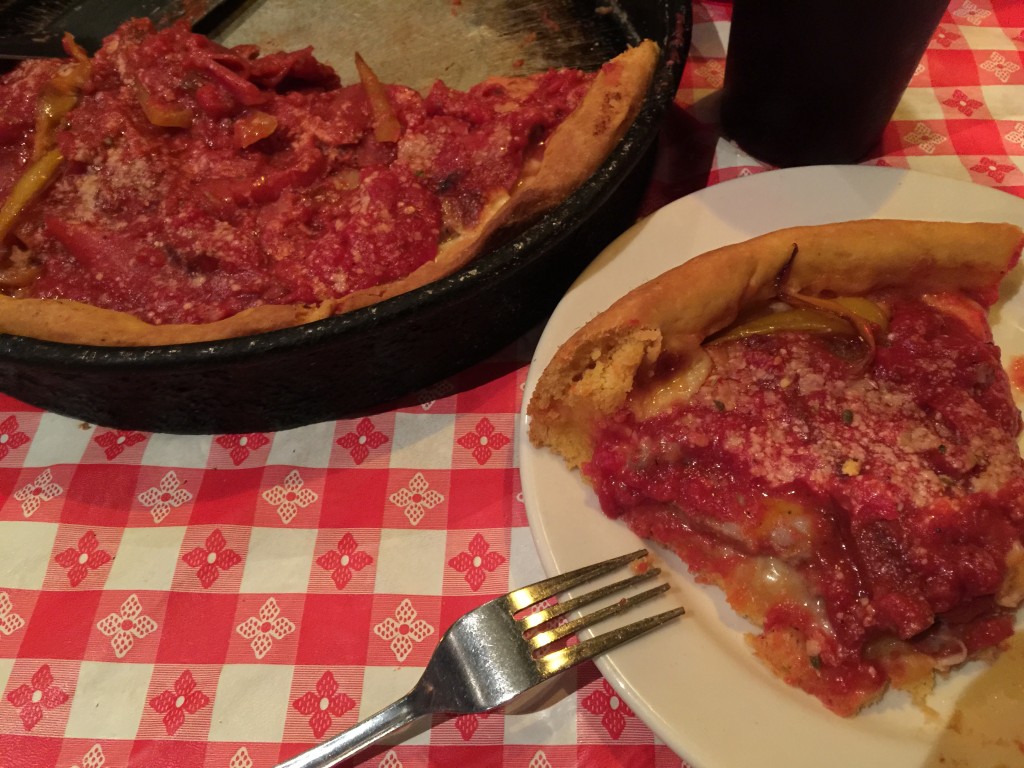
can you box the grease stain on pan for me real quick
[214,0,629,90]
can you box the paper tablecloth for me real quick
[1,1,1023,766]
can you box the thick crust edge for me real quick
[526,219,1024,469]
[0,41,660,347]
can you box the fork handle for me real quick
[275,691,424,768]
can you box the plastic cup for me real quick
[720,0,949,167]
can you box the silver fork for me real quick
[276,549,683,768]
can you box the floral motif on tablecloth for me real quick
[93,429,146,460]
[378,752,402,768]
[137,471,193,524]
[55,530,112,587]
[933,26,962,48]
[337,418,388,464]
[97,594,158,658]
[0,592,25,636]
[150,670,210,735]
[943,88,984,116]
[6,664,68,731]
[215,433,271,466]
[229,747,253,768]
[182,529,242,588]
[903,122,947,154]
[1007,122,1024,148]
[388,472,444,525]
[456,417,511,465]
[261,470,318,524]
[373,599,434,662]
[292,671,356,739]
[0,415,31,460]
[448,534,505,591]
[454,712,489,740]
[693,59,724,88]
[953,0,990,25]
[528,751,553,768]
[316,533,373,589]
[971,157,1017,183]
[68,743,104,768]
[981,52,1021,83]
[581,678,636,740]
[236,597,296,659]
[14,468,63,518]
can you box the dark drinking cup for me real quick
[720,0,949,167]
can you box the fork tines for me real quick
[506,549,685,676]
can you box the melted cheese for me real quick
[730,555,831,631]
[628,350,712,421]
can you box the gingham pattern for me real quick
[644,0,1024,211]
[1,2,1023,766]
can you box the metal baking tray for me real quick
[0,0,691,433]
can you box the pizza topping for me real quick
[0,149,62,243]
[709,305,856,342]
[583,291,1024,715]
[0,35,90,244]
[354,53,402,143]
[711,292,890,378]
[630,350,712,421]
[232,109,278,148]
[0,19,599,325]
[137,83,195,128]
[783,292,886,370]
[32,34,91,157]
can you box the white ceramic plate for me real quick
[519,165,1024,768]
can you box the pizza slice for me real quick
[527,219,1024,715]
[0,19,658,345]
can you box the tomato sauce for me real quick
[586,295,1024,712]
[0,20,593,324]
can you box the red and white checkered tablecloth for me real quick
[1,1,1023,767]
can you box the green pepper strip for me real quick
[355,53,401,143]
[0,149,63,243]
[783,292,883,368]
[708,307,855,345]
[707,294,890,373]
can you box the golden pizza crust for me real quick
[0,41,660,347]
[527,219,1024,469]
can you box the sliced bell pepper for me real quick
[0,148,63,243]
[355,53,402,143]
[708,307,856,345]
[32,34,91,159]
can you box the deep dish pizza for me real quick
[0,20,657,345]
[528,219,1024,716]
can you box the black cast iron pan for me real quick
[0,0,231,58]
[0,0,692,433]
